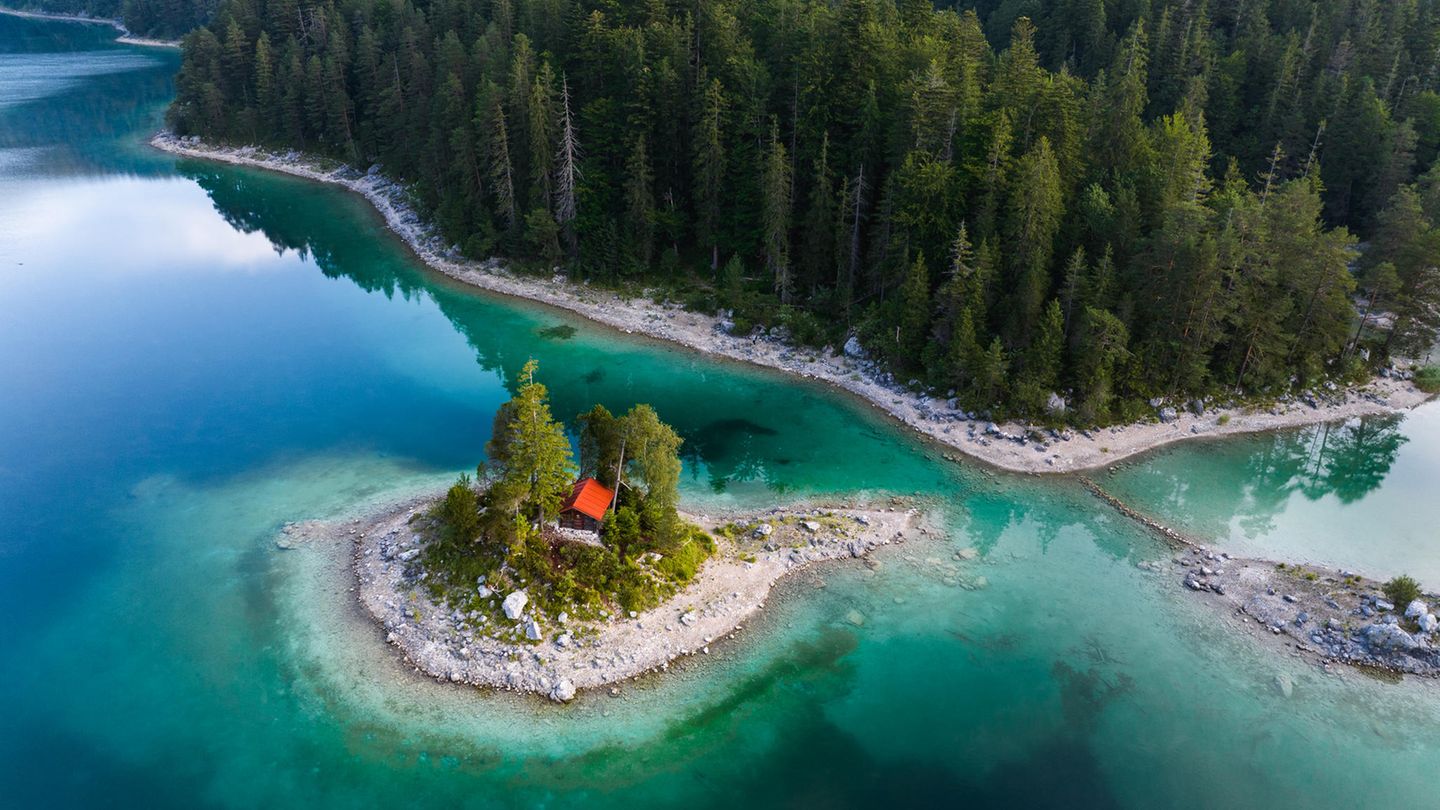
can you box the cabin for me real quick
[559,477,614,533]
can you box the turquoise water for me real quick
[5,15,1440,807]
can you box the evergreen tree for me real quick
[761,121,793,303]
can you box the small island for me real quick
[296,361,920,701]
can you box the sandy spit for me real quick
[151,133,1436,474]
[284,496,919,701]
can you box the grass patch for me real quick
[1414,366,1440,394]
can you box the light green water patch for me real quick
[1101,404,1440,584]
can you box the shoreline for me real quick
[150,133,1437,475]
[284,494,922,701]
[0,6,181,47]
[1084,478,1440,681]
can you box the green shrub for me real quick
[1415,366,1440,394]
[1383,575,1422,607]
[1217,413,1231,426]
[439,474,480,544]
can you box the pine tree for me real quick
[801,132,836,295]
[485,84,517,233]
[896,253,931,363]
[761,121,793,303]
[553,74,581,257]
[624,136,655,270]
[1005,136,1064,342]
[693,75,726,271]
[482,359,577,527]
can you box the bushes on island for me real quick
[1383,575,1422,608]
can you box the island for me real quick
[282,361,920,701]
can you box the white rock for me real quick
[801,520,820,532]
[396,548,420,562]
[680,611,697,627]
[753,523,773,538]
[502,591,528,620]
[477,585,493,598]
[549,678,576,702]
[843,335,867,359]
[1405,599,1429,620]
[524,619,542,641]
[1421,613,1439,634]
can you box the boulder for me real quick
[1420,613,1439,634]
[1159,407,1179,423]
[801,520,820,532]
[843,335,867,359]
[1405,599,1429,620]
[1376,599,1395,612]
[396,548,420,562]
[477,585,493,599]
[502,591,528,620]
[844,609,866,627]
[1273,673,1294,699]
[680,611,697,627]
[524,618,542,641]
[1361,623,1419,652]
[549,678,576,703]
[1046,392,1066,416]
[753,523,774,538]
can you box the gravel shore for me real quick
[284,496,921,702]
[152,133,1436,475]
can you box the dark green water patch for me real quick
[539,324,578,340]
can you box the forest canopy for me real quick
[169,0,1440,423]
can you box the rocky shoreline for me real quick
[1084,481,1440,681]
[150,133,1436,475]
[1155,546,1440,681]
[282,495,921,702]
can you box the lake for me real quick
[4,14,1440,808]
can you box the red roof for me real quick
[561,478,614,522]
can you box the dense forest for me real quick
[168,0,1440,423]
[14,0,217,38]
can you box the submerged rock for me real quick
[1273,673,1294,698]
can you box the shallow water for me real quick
[4,15,1440,808]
